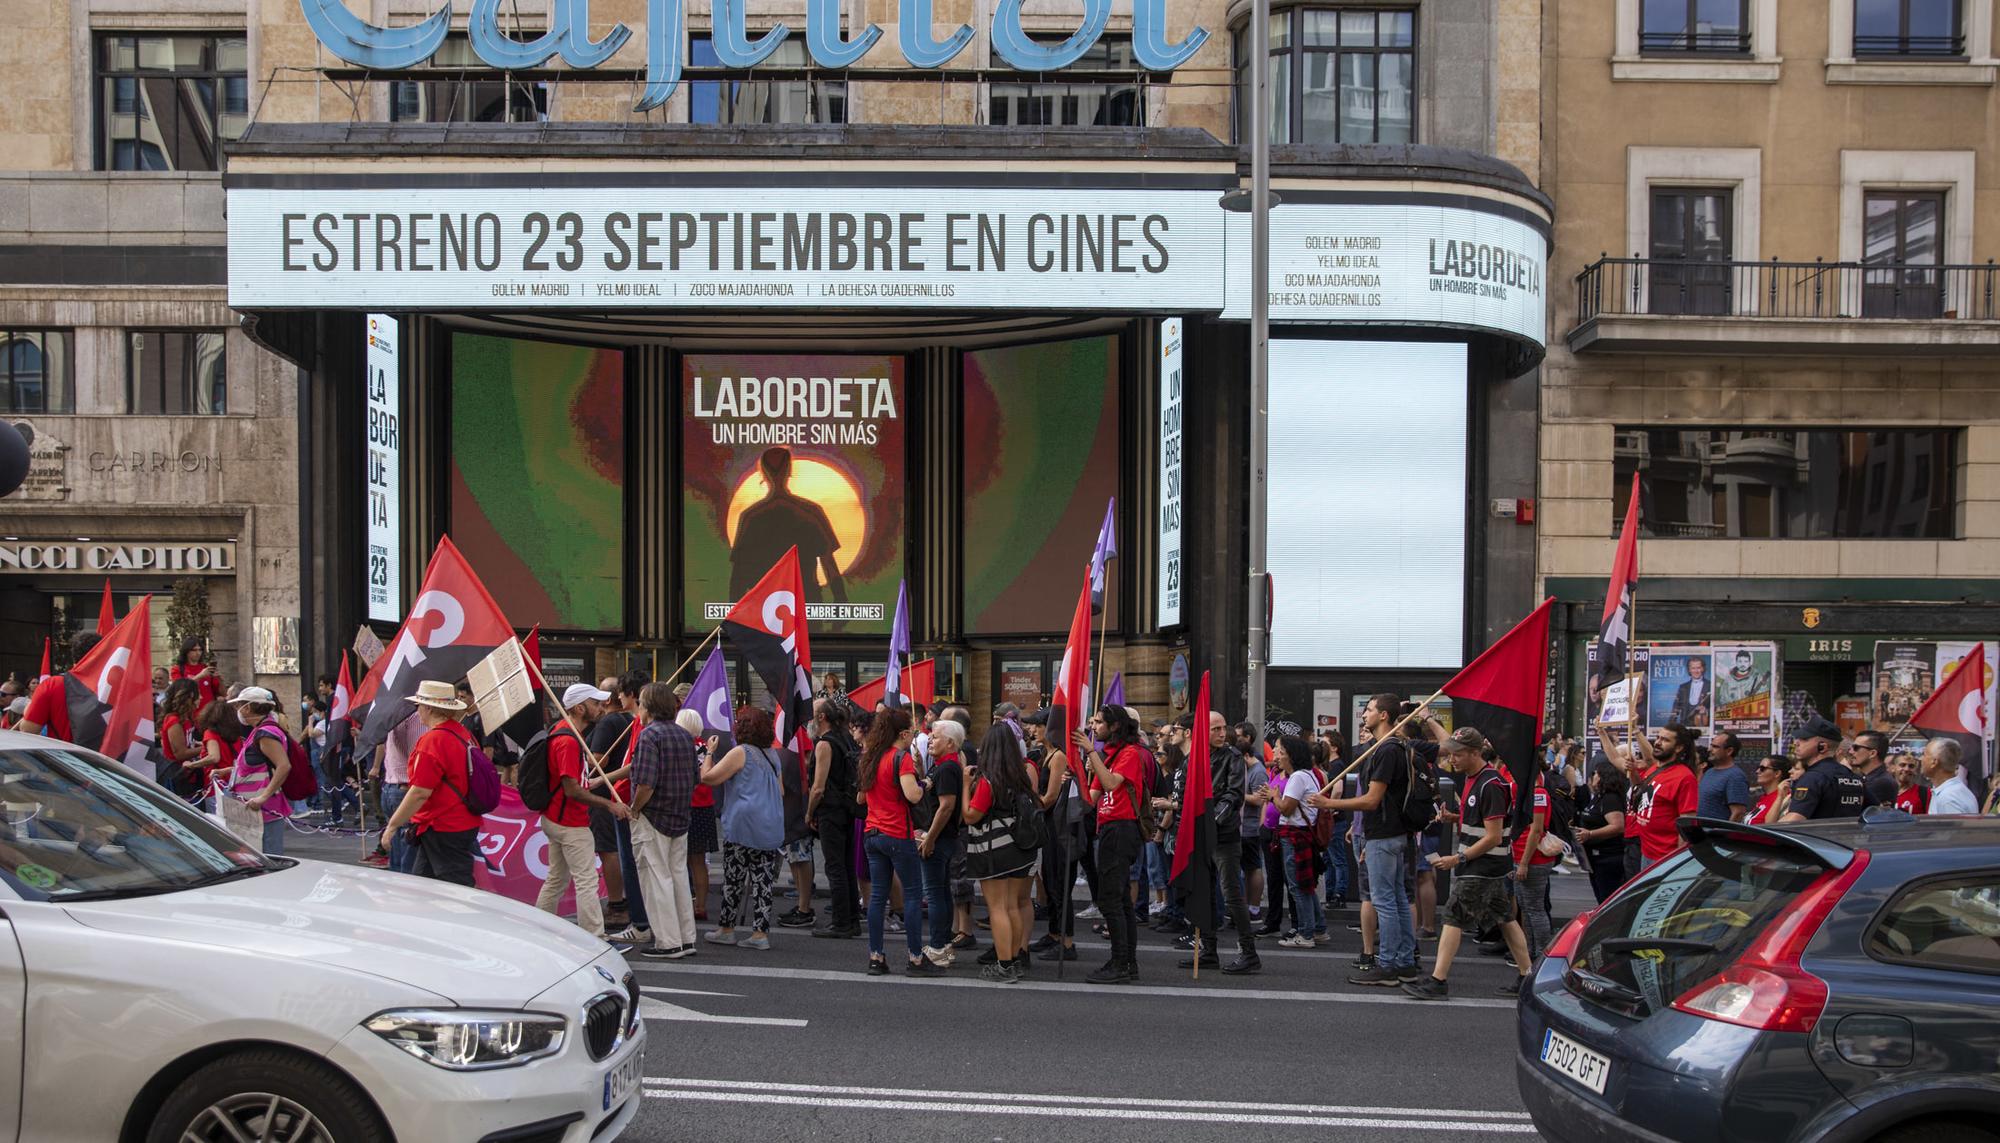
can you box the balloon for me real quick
[0,422,29,498]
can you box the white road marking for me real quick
[630,961,1520,1009]
[638,994,810,1028]
[641,1087,1538,1132]
[642,1078,1535,1121]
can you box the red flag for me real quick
[1441,597,1555,795]
[38,636,49,680]
[1593,475,1641,711]
[1051,572,1094,761]
[848,658,936,710]
[721,546,815,758]
[1170,672,1213,887]
[95,579,116,637]
[522,625,544,687]
[1910,644,1988,739]
[351,536,517,755]
[66,596,161,773]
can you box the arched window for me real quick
[0,331,73,414]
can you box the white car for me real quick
[0,729,645,1142]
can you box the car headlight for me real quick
[365,1009,567,1070]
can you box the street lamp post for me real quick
[1245,0,1272,733]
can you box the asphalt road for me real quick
[287,822,1576,1141]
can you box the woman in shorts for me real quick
[962,723,1041,982]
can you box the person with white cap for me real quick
[539,682,629,938]
[379,680,485,886]
[228,686,295,855]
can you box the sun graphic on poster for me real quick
[725,458,867,576]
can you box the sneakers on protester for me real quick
[1178,952,1221,970]
[702,929,738,946]
[885,914,906,934]
[1077,905,1103,920]
[1085,959,1130,985]
[739,933,771,950]
[979,962,1015,983]
[1352,952,1378,972]
[607,926,652,945]
[950,932,979,951]
[1037,943,1078,962]
[1279,933,1316,949]
[777,908,816,929]
[977,947,1000,965]
[1222,953,1262,975]
[1347,964,1403,986]
[639,945,681,960]
[923,945,955,967]
[867,956,890,976]
[906,957,947,977]
[1312,932,1331,945]
[811,925,860,940]
[1028,934,1060,953]
[1395,963,1424,983]
[1403,976,1451,1001]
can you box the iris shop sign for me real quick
[300,0,1208,110]
[0,541,237,574]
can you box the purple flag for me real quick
[686,647,734,736]
[1088,496,1117,615]
[885,579,911,708]
[1104,672,1125,709]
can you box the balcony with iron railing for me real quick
[1569,256,2000,355]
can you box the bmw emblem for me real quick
[595,966,618,986]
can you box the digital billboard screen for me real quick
[449,332,626,632]
[682,354,906,633]
[963,335,1121,634]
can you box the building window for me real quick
[1641,0,1752,52]
[95,34,248,171]
[0,331,73,414]
[128,330,227,415]
[1236,8,1414,145]
[1862,191,1945,318]
[1649,187,1734,314]
[689,36,847,124]
[990,36,1141,126]
[1612,428,1957,539]
[1854,0,1964,55]
[390,35,547,122]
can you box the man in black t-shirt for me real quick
[1315,694,1426,986]
[1403,728,1532,1001]
[1851,731,1899,809]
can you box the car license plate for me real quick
[602,1050,643,1112]
[1541,1029,1611,1095]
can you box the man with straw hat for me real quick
[380,680,485,887]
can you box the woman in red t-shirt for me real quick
[963,723,1040,981]
[157,680,203,801]
[1631,725,1701,866]
[1746,756,1789,824]
[169,639,223,713]
[1075,704,1151,984]
[187,698,245,809]
[857,708,931,976]
[1509,763,1563,959]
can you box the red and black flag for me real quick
[722,546,815,759]
[65,596,166,776]
[325,652,355,758]
[95,579,116,637]
[1592,475,1641,722]
[1443,597,1555,805]
[1171,671,1215,939]
[1908,643,1989,798]
[351,536,517,755]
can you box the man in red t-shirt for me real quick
[16,633,100,742]
[1631,725,1700,866]
[537,683,629,938]
[1891,754,1931,814]
[380,680,485,887]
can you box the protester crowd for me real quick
[5,629,1996,1002]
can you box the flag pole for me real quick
[662,625,723,691]
[522,644,628,807]
[562,626,722,785]
[1316,685,1449,797]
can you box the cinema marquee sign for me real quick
[301,0,1208,110]
[0,541,238,574]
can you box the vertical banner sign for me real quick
[1156,318,1185,628]
[363,314,402,623]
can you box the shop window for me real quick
[1611,428,1957,540]
[0,330,73,414]
[1863,191,1945,318]
[1649,187,1734,315]
[989,36,1142,126]
[127,330,227,415]
[1854,0,1964,55]
[95,33,248,171]
[689,36,847,124]
[1641,0,1752,52]
[1235,7,1414,145]
[390,35,548,123]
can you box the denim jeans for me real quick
[1280,835,1326,937]
[261,816,287,855]
[1143,841,1182,920]
[380,783,413,873]
[1364,833,1417,971]
[1324,827,1352,903]
[865,832,925,959]
[615,820,650,931]
[919,837,955,950]
[1517,863,1554,959]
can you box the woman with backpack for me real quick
[858,708,938,976]
[1271,734,1327,950]
[698,705,788,952]
[963,723,1041,982]
[227,687,294,854]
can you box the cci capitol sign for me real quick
[301,0,1208,110]
[0,541,237,575]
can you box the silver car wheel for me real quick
[180,1092,334,1143]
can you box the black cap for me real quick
[1793,714,1841,746]
[1021,708,1050,726]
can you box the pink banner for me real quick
[472,785,605,912]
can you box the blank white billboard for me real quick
[1268,339,1467,668]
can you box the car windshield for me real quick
[0,745,272,902]
[1570,839,1827,1015]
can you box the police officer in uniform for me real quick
[1779,715,1866,823]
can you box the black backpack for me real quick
[517,727,577,815]
[1393,740,1439,829]
[819,731,861,810]
[1007,789,1050,851]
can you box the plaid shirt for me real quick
[631,719,699,836]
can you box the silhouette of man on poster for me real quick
[729,446,847,605]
